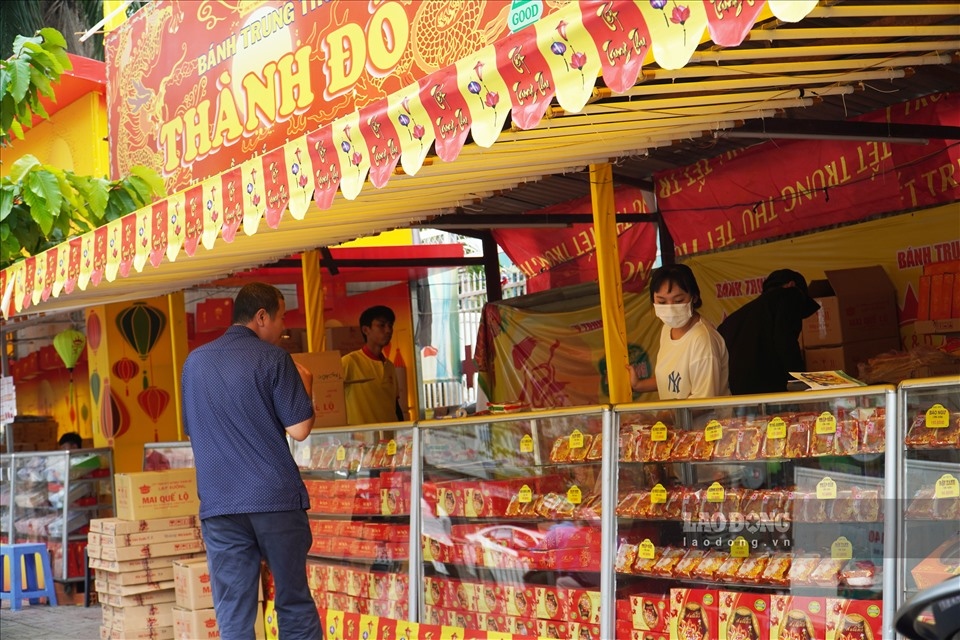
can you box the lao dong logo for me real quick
[682,511,791,535]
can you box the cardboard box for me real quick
[89,553,202,574]
[100,588,177,608]
[670,588,719,640]
[802,266,900,347]
[97,579,176,598]
[566,588,602,625]
[720,591,771,640]
[770,596,827,640]
[291,351,347,429]
[102,601,175,627]
[825,599,882,640]
[97,566,175,586]
[115,469,200,521]
[173,606,266,639]
[174,557,215,610]
[911,537,960,589]
[325,326,365,353]
[804,335,901,377]
[89,538,206,562]
[89,527,203,548]
[91,516,200,536]
[100,625,174,640]
[630,594,669,632]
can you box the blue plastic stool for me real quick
[1,543,59,611]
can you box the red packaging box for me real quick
[435,482,466,517]
[630,593,669,632]
[424,576,449,608]
[505,584,537,618]
[446,609,478,629]
[536,619,570,638]
[367,572,391,600]
[478,613,510,633]
[345,570,368,597]
[720,591,771,640]
[670,588,719,640]
[535,586,567,620]
[771,595,828,640]
[389,573,408,602]
[472,582,507,614]
[507,615,539,636]
[423,605,445,626]
[826,598,882,640]
[566,588,602,625]
[632,630,668,640]
[368,598,392,617]
[616,598,632,624]
[570,622,601,639]
[448,580,476,612]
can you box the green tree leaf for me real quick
[37,27,67,49]
[24,170,61,233]
[9,55,31,102]
[9,154,41,182]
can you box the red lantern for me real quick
[112,357,140,395]
[137,386,170,423]
[87,311,102,353]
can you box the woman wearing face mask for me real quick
[629,263,730,400]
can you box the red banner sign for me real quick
[655,93,960,256]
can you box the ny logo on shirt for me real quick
[668,370,682,394]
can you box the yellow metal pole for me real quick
[302,250,325,352]
[590,163,631,405]
[166,291,188,440]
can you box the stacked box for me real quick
[90,515,203,640]
[172,555,265,639]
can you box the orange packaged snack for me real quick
[785,422,811,459]
[735,552,771,584]
[615,543,638,573]
[858,412,886,453]
[787,554,821,585]
[739,490,765,520]
[905,486,936,518]
[674,549,708,578]
[680,489,703,523]
[796,491,826,523]
[810,558,846,587]
[652,548,688,577]
[649,429,677,462]
[691,550,726,580]
[671,430,700,461]
[761,554,791,586]
[716,555,746,581]
[615,492,645,517]
[574,494,602,520]
[712,427,739,460]
[834,419,859,456]
[663,490,686,519]
[905,413,937,447]
[810,427,835,457]
[586,432,603,461]
[759,490,786,523]
[568,434,592,462]
[829,490,858,521]
[692,430,716,461]
[735,428,762,461]
[550,436,571,463]
[618,430,637,462]
[632,546,661,575]
[763,427,788,459]
[853,487,880,522]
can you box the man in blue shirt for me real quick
[182,282,321,640]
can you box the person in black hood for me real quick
[718,269,821,395]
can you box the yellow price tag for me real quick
[569,429,585,449]
[706,482,725,503]
[518,485,533,504]
[815,412,837,435]
[935,474,960,499]
[730,536,749,558]
[816,477,837,500]
[651,422,668,442]
[336,445,346,461]
[638,539,655,560]
[519,434,534,453]
[926,404,950,429]
[704,420,722,442]
[766,417,787,440]
[831,536,853,560]
[567,486,582,505]
[650,484,668,505]
[386,440,397,456]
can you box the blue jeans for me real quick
[201,510,321,640]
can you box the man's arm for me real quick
[285,416,314,441]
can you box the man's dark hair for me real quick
[763,269,809,295]
[359,305,395,328]
[58,432,83,448]
[649,263,703,309]
[233,283,283,324]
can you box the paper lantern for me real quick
[116,302,167,361]
[137,386,170,423]
[53,328,86,371]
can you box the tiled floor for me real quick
[0,602,102,640]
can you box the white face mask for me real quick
[654,302,693,329]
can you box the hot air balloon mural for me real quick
[116,302,167,387]
[137,386,170,423]
[54,328,86,427]
[99,379,130,446]
[112,357,140,396]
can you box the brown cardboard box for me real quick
[804,335,901,377]
[97,579,176,597]
[96,566,175,586]
[291,351,347,429]
[174,557,215,610]
[115,469,200,521]
[100,588,177,608]
[102,601,175,627]
[802,266,900,347]
[89,553,202,574]
[89,538,205,563]
[89,527,203,548]
[91,516,200,536]
[101,624,174,640]
[173,606,266,639]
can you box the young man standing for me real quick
[341,305,405,425]
[182,282,322,640]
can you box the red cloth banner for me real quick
[494,186,657,292]
[655,93,960,256]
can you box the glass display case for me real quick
[5,448,115,582]
[142,441,195,470]
[897,376,960,617]
[291,424,415,620]
[417,407,607,639]
[613,386,895,640]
